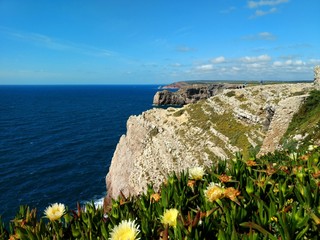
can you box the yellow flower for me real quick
[109,219,140,240]
[308,145,317,151]
[161,208,179,228]
[273,183,279,193]
[189,166,205,180]
[270,216,278,222]
[286,198,294,205]
[204,182,224,202]
[44,203,65,221]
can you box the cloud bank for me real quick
[247,0,289,18]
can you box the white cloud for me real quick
[241,54,272,63]
[171,63,182,67]
[273,59,306,66]
[259,32,276,40]
[242,32,276,41]
[0,27,115,57]
[248,0,289,18]
[309,59,320,65]
[250,63,262,68]
[211,56,226,64]
[176,46,195,52]
[294,60,304,65]
[273,61,282,66]
[253,7,277,17]
[247,0,289,9]
[196,64,214,71]
[173,54,315,82]
[220,6,236,14]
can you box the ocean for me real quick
[0,85,159,223]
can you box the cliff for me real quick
[106,81,315,202]
[153,83,245,105]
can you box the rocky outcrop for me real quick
[153,90,185,105]
[314,65,320,89]
[258,95,308,156]
[106,82,315,202]
[153,84,244,105]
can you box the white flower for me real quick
[289,152,298,160]
[189,166,205,180]
[44,203,65,221]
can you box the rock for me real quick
[105,81,315,204]
[153,84,244,105]
[258,95,308,156]
[262,105,275,131]
[153,90,185,105]
[314,65,320,89]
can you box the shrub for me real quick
[226,91,236,97]
[1,146,319,239]
[283,90,320,149]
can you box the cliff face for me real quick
[153,83,244,105]
[106,82,314,202]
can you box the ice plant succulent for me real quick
[189,166,205,180]
[224,187,241,204]
[246,160,257,167]
[109,219,140,240]
[219,174,231,183]
[150,193,161,203]
[187,180,196,189]
[204,182,225,202]
[44,203,65,221]
[161,208,179,228]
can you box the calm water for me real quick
[0,85,158,222]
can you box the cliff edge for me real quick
[106,81,315,202]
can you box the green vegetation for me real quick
[225,91,236,97]
[235,93,246,102]
[225,90,246,102]
[173,109,185,117]
[148,127,159,138]
[185,101,253,158]
[1,147,319,239]
[282,90,320,149]
[292,91,307,96]
[239,103,253,113]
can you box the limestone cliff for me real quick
[153,83,244,105]
[106,82,315,202]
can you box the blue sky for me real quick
[0,0,319,84]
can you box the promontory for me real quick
[105,66,320,205]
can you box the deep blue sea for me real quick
[0,85,159,223]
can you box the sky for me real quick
[0,0,319,85]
